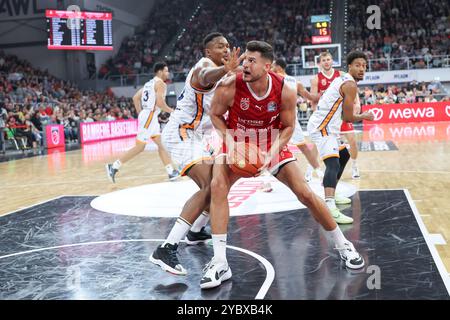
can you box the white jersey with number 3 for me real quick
[307,73,355,136]
[141,78,158,110]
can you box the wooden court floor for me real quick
[1,122,450,273]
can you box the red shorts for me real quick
[218,144,296,175]
[340,121,354,133]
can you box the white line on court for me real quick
[226,245,275,300]
[0,195,66,218]
[403,189,450,296]
[0,238,275,300]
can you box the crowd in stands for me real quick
[0,51,135,149]
[102,0,449,78]
[358,80,449,105]
[98,0,199,79]
[347,0,450,71]
[100,0,329,77]
[165,0,329,73]
[2,0,450,150]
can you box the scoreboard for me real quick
[311,15,332,44]
[46,10,113,51]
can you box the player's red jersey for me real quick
[317,69,340,93]
[221,71,296,174]
[226,71,284,151]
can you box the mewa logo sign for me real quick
[362,102,450,124]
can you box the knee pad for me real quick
[337,147,351,180]
[323,157,340,188]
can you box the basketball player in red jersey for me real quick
[200,41,364,290]
[311,51,361,180]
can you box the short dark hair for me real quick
[246,40,274,62]
[274,58,287,70]
[202,32,224,49]
[153,61,167,73]
[346,51,368,66]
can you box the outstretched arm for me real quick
[297,82,320,103]
[192,47,243,89]
[341,82,374,122]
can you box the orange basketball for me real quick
[229,142,264,177]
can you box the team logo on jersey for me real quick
[321,79,327,86]
[240,98,250,111]
[267,101,277,112]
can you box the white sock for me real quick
[163,217,191,246]
[315,167,324,177]
[112,160,122,170]
[325,225,348,249]
[165,164,175,174]
[325,197,336,210]
[352,159,358,168]
[212,234,227,262]
[190,211,210,232]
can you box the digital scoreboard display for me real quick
[311,15,332,44]
[46,10,113,51]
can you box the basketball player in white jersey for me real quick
[271,58,324,182]
[106,62,180,182]
[311,52,361,179]
[307,51,374,224]
[150,33,243,275]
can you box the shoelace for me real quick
[337,244,360,260]
[164,246,180,266]
[202,260,216,273]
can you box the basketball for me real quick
[229,142,264,177]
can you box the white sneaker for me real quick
[335,194,352,205]
[330,208,354,224]
[336,241,365,269]
[352,165,360,179]
[200,258,232,289]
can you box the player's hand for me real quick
[257,151,274,174]
[362,111,375,121]
[223,47,244,73]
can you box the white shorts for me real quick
[161,119,213,176]
[290,120,306,146]
[136,108,161,143]
[309,131,342,160]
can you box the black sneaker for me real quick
[149,243,187,275]
[185,227,212,245]
[105,163,118,183]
